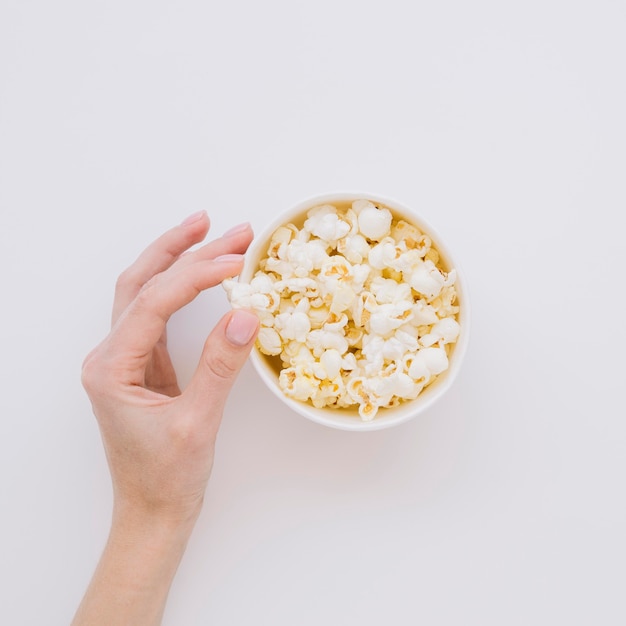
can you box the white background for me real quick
[1,1,625,624]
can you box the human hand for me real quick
[81,210,259,527]
[74,211,260,625]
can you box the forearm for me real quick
[72,506,197,626]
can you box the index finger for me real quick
[104,255,246,383]
[112,211,210,326]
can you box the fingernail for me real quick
[222,222,251,238]
[181,210,206,226]
[226,310,259,346]
[214,254,244,263]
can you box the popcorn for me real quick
[420,317,460,347]
[329,285,356,315]
[406,260,456,300]
[337,233,370,264]
[257,327,282,356]
[390,219,422,246]
[351,199,375,215]
[323,312,349,333]
[304,205,351,244]
[224,199,460,421]
[319,349,343,380]
[368,302,413,336]
[407,346,449,381]
[222,275,279,326]
[357,204,393,241]
[274,310,311,343]
[368,238,397,270]
[410,301,440,326]
[369,276,412,305]
[308,304,331,328]
[346,377,380,420]
[286,342,314,367]
[306,329,349,357]
[419,347,450,376]
[279,366,319,402]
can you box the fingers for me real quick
[112,211,211,326]
[106,256,246,381]
[183,309,259,421]
[112,217,254,326]
[174,222,253,272]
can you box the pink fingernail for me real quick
[214,254,244,263]
[181,210,206,226]
[226,310,259,346]
[222,222,251,238]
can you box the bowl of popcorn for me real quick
[224,193,469,431]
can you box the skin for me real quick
[72,211,260,626]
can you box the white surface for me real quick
[1,1,625,624]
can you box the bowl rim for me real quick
[240,191,471,431]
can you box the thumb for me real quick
[184,309,260,415]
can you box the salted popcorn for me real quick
[223,200,461,421]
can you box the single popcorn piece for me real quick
[419,347,450,376]
[357,204,393,241]
[279,366,320,402]
[307,328,349,357]
[368,238,397,270]
[304,205,351,244]
[391,219,422,246]
[420,317,461,347]
[257,327,282,356]
[274,310,311,344]
[337,233,370,264]
[406,260,456,300]
[323,312,349,333]
[319,349,343,380]
[368,301,413,336]
[223,200,461,421]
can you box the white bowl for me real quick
[241,192,470,431]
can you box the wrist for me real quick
[112,494,203,538]
[106,498,201,588]
[72,500,199,626]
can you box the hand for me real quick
[82,210,259,524]
[73,211,259,626]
